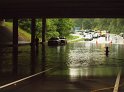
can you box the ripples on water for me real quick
[68,42,107,67]
[65,42,124,78]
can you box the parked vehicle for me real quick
[93,32,98,38]
[119,33,124,37]
[59,37,67,45]
[89,30,95,35]
[84,33,93,41]
[83,30,89,37]
[96,31,101,37]
[48,37,61,46]
[48,37,67,46]
[83,32,88,36]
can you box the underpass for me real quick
[0,41,124,92]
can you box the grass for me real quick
[70,38,84,42]
[4,22,31,41]
[66,35,79,40]
[66,34,84,42]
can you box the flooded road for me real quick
[0,42,124,92]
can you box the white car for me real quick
[93,32,98,38]
[84,34,93,41]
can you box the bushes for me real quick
[46,31,60,40]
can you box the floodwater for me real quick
[0,42,124,92]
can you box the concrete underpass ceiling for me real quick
[0,0,124,18]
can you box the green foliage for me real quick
[47,19,57,32]
[46,19,59,40]
[18,19,31,33]
[73,19,83,29]
[55,18,74,37]
[66,35,79,40]
[18,19,42,35]
[18,18,74,40]
[74,18,124,34]
[82,18,94,30]
[46,18,74,39]
[46,31,59,40]
[34,19,42,39]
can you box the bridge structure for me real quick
[0,0,124,92]
[0,0,124,47]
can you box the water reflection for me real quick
[67,42,124,79]
[12,45,18,75]
[69,67,89,81]
[69,66,121,80]
[30,45,36,75]
[0,47,5,73]
[30,43,47,77]
[68,43,105,67]
[41,44,46,78]
[0,42,124,85]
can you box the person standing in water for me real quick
[105,46,109,57]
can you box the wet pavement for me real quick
[0,40,124,92]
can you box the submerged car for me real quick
[59,37,67,45]
[48,37,67,46]
[48,37,61,46]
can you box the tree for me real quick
[82,18,93,30]
[18,19,31,33]
[18,19,42,38]
[73,18,124,34]
[17,18,75,40]
[46,19,59,40]
[55,18,74,37]
[73,19,83,29]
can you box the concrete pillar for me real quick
[42,18,46,43]
[31,18,36,45]
[13,18,18,46]
[13,18,18,75]
[31,18,36,74]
